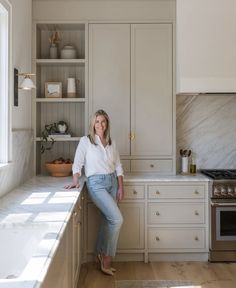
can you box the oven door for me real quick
[211,201,236,250]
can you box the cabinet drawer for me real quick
[148,228,205,249]
[121,159,130,173]
[148,203,205,224]
[131,159,172,173]
[124,185,145,200]
[148,185,205,199]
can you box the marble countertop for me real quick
[0,176,85,288]
[0,173,210,287]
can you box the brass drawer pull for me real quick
[156,190,160,195]
[195,211,199,216]
[194,236,199,241]
[156,211,160,216]
[156,236,160,241]
[194,190,199,195]
[133,190,137,195]
[150,164,154,168]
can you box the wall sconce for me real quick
[14,68,36,106]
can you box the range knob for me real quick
[227,186,234,197]
[220,186,228,196]
[213,186,221,197]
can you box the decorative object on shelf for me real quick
[190,153,197,174]
[40,122,57,153]
[40,121,70,153]
[49,43,58,59]
[60,45,77,59]
[14,68,36,106]
[46,157,73,177]
[45,82,62,98]
[180,149,191,174]
[67,78,80,98]
[57,120,68,133]
[49,30,61,59]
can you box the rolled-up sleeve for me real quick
[72,137,87,175]
[114,141,124,177]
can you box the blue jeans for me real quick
[87,172,123,257]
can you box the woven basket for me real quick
[45,163,72,177]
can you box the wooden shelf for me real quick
[36,137,81,142]
[35,59,86,65]
[36,98,86,103]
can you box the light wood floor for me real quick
[77,261,236,288]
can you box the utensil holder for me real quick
[181,157,189,174]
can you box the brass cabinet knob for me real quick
[156,236,160,241]
[195,210,199,216]
[194,236,199,241]
[150,164,154,168]
[156,211,160,216]
[133,190,137,195]
[129,133,135,140]
[194,190,199,195]
[156,190,160,195]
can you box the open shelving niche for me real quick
[32,22,88,175]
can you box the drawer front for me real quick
[148,203,205,224]
[148,185,205,199]
[148,228,205,249]
[121,159,130,172]
[131,159,173,173]
[124,185,145,200]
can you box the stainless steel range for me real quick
[201,169,236,262]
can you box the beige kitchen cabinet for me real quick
[89,23,175,174]
[42,193,83,288]
[147,182,209,259]
[85,184,145,259]
[41,216,72,288]
[72,194,83,288]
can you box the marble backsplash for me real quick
[176,94,236,171]
[0,129,34,198]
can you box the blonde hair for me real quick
[88,109,112,145]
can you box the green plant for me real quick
[40,123,58,153]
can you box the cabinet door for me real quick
[87,202,144,252]
[131,24,173,156]
[89,24,130,156]
[118,203,144,249]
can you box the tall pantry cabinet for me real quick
[89,23,175,174]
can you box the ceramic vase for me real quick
[49,44,58,59]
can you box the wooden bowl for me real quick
[45,163,73,177]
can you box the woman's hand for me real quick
[116,186,124,202]
[64,173,80,189]
[64,183,80,189]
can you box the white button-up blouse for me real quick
[72,135,124,177]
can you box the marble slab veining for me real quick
[0,130,34,198]
[177,94,236,171]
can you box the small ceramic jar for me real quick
[60,45,77,59]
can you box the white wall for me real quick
[0,0,33,198]
[11,0,32,129]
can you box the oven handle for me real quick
[211,202,236,207]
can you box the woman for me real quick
[65,109,124,276]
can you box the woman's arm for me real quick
[116,175,124,202]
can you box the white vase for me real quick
[67,78,76,98]
[49,44,58,59]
